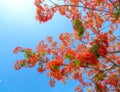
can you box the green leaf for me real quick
[90,44,100,58]
[21,63,25,67]
[114,9,120,20]
[74,19,82,27]
[20,62,25,67]
[78,26,85,36]
[42,52,46,56]
[74,60,81,66]
[95,73,106,82]
[52,65,59,70]
[65,55,72,60]
[73,19,85,36]
[95,77,99,82]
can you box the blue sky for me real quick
[0,0,80,92]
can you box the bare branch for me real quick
[109,50,120,53]
[105,58,120,68]
[108,0,118,10]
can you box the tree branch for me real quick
[108,0,118,10]
[47,0,114,14]
[105,57,120,68]
[93,64,116,82]
[54,4,113,14]
[109,50,120,53]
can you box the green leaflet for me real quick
[65,55,72,60]
[23,52,35,59]
[19,61,25,67]
[52,65,59,70]
[20,63,25,67]
[42,52,46,56]
[74,19,85,36]
[74,60,81,66]
[114,9,120,20]
[90,44,100,58]
[78,26,85,37]
[95,73,107,82]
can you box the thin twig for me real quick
[109,0,118,9]
[109,50,120,53]
[105,57,120,68]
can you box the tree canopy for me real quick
[14,0,120,92]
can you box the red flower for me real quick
[28,54,38,66]
[14,61,21,70]
[64,48,75,60]
[13,46,23,54]
[46,58,63,71]
[84,51,99,65]
[14,60,26,70]
[49,79,55,87]
[38,67,45,73]
[76,51,99,66]
[96,33,108,47]
[46,57,65,80]
[98,45,108,57]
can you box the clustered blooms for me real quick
[13,33,108,80]
[37,67,46,73]
[13,46,32,54]
[49,79,55,87]
[36,7,54,23]
[13,46,23,54]
[34,0,56,23]
[46,58,65,80]
[76,51,99,66]
[64,48,76,60]
[27,54,38,67]
[46,58,63,71]
[13,0,120,92]
[96,33,109,57]
[13,30,111,92]
[98,45,108,57]
[14,60,25,70]
[90,33,109,58]
[104,73,120,91]
[59,32,73,46]
[14,47,38,70]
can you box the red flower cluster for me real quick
[96,33,108,47]
[46,58,63,71]
[76,51,99,66]
[49,79,55,87]
[13,46,23,54]
[97,33,108,57]
[46,58,65,80]
[59,32,73,46]
[34,0,56,23]
[14,47,38,69]
[104,73,119,91]
[13,47,32,54]
[14,60,26,70]
[98,45,108,57]
[27,54,38,67]
[90,33,109,58]
[36,8,53,23]
[38,67,46,73]
[14,53,38,70]
[64,48,75,60]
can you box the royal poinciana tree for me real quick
[14,0,120,92]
